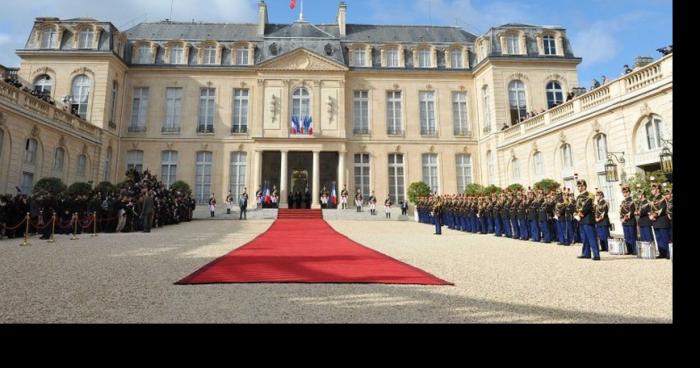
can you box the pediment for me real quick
[257,48,348,72]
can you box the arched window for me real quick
[292,87,311,125]
[33,75,52,96]
[79,29,94,49]
[511,158,520,181]
[77,154,88,178]
[508,80,527,125]
[533,151,544,178]
[546,81,563,108]
[645,116,664,150]
[594,134,608,162]
[24,138,38,165]
[52,147,65,178]
[561,144,573,169]
[71,75,91,119]
[103,147,112,181]
[195,151,213,203]
[543,35,556,55]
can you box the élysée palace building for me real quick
[0,1,672,228]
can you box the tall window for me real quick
[77,154,87,178]
[388,153,405,203]
[41,29,57,49]
[164,87,182,133]
[109,81,118,124]
[291,87,311,127]
[138,46,151,64]
[235,47,249,65]
[130,87,149,132]
[543,35,556,55]
[353,154,370,202]
[195,152,213,203]
[79,29,94,49]
[645,117,664,150]
[533,151,544,178]
[511,158,520,181]
[482,85,491,131]
[52,147,65,178]
[386,48,399,67]
[171,46,184,64]
[353,47,366,66]
[419,91,436,135]
[418,48,431,67]
[451,49,463,68]
[456,154,472,193]
[561,144,573,169]
[546,81,563,108]
[452,92,469,136]
[486,150,495,185]
[126,150,144,173]
[198,88,216,133]
[386,91,402,135]
[506,35,520,54]
[229,152,247,199]
[232,89,249,133]
[508,80,527,125]
[103,147,112,181]
[594,134,608,162]
[33,75,52,96]
[161,151,178,187]
[422,154,439,194]
[353,90,369,135]
[71,75,90,120]
[203,47,216,64]
[24,138,38,164]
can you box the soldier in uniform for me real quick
[432,198,444,235]
[635,190,653,243]
[594,190,610,252]
[620,185,637,254]
[384,197,392,218]
[510,193,520,239]
[225,191,234,215]
[554,191,566,245]
[649,183,671,259]
[208,193,216,217]
[537,192,550,243]
[664,185,672,242]
[368,191,377,215]
[340,185,349,210]
[501,193,510,238]
[355,190,363,213]
[255,185,263,209]
[518,192,529,240]
[566,192,579,244]
[576,179,600,260]
[528,191,540,242]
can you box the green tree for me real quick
[625,170,670,198]
[32,177,66,196]
[95,181,117,196]
[407,181,432,204]
[67,182,93,196]
[464,183,485,196]
[533,179,561,193]
[507,183,524,192]
[483,184,502,195]
[171,181,192,195]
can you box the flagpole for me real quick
[299,0,304,21]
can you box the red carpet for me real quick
[177,215,451,285]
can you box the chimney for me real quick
[337,2,347,37]
[258,1,268,36]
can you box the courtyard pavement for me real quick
[0,217,672,323]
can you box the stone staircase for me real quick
[277,209,323,219]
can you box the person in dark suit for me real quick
[576,180,600,260]
[304,187,311,209]
[400,199,408,216]
[619,185,637,254]
[432,199,443,235]
[142,190,154,233]
[649,183,671,259]
[239,188,249,220]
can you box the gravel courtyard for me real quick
[0,218,672,323]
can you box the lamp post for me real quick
[605,152,626,183]
[659,138,672,182]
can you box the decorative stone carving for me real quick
[131,143,139,149]
[510,149,516,159]
[531,141,538,152]
[269,42,279,55]
[58,136,66,147]
[31,125,40,137]
[324,43,334,56]
[0,111,5,125]
[463,146,470,153]
[240,81,247,88]
[429,145,435,153]
[393,84,400,90]
[640,102,651,117]
[238,144,244,151]
[592,120,601,133]
[559,131,566,143]
[395,145,401,152]
[202,143,209,150]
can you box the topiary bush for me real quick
[170,180,192,195]
[95,181,117,196]
[32,177,66,196]
[408,181,432,204]
[483,184,502,195]
[533,178,561,193]
[625,170,671,198]
[67,182,93,196]
[507,183,524,192]
[464,183,485,196]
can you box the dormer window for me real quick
[138,45,151,64]
[171,46,184,64]
[506,35,519,54]
[543,35,556,55]
[385,47,399,67]
[419,48,431,67]
[353,47,366,67]
[79,29,94,49]
[203,47,216,65]
[235,47,249,65]
[41,28,57,49]
[449,47,464,68]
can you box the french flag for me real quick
[264,185,271,205]
[331,183,337,206]
[303,116,313,135]
[291,116,299,134]
[290,0,296,10]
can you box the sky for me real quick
[0,0,672,86]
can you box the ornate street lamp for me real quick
[605,152,626,183]
[659,138,673,182]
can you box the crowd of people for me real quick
[2,74,87,118]
[0,169,197,240]
[416,180,672,260]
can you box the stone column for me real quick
[338,151,346,192]
[253,150,262,208]
[280,150,288,208]
[312,151,320,209]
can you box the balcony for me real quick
[231,126,248,134]
[353,128,370,136]
[197,126,215,134]
[161,126,181,135]
[453,128,472,137]
[633,148,663,167]
[128,126,146,133]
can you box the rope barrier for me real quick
[4,218,27,231]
